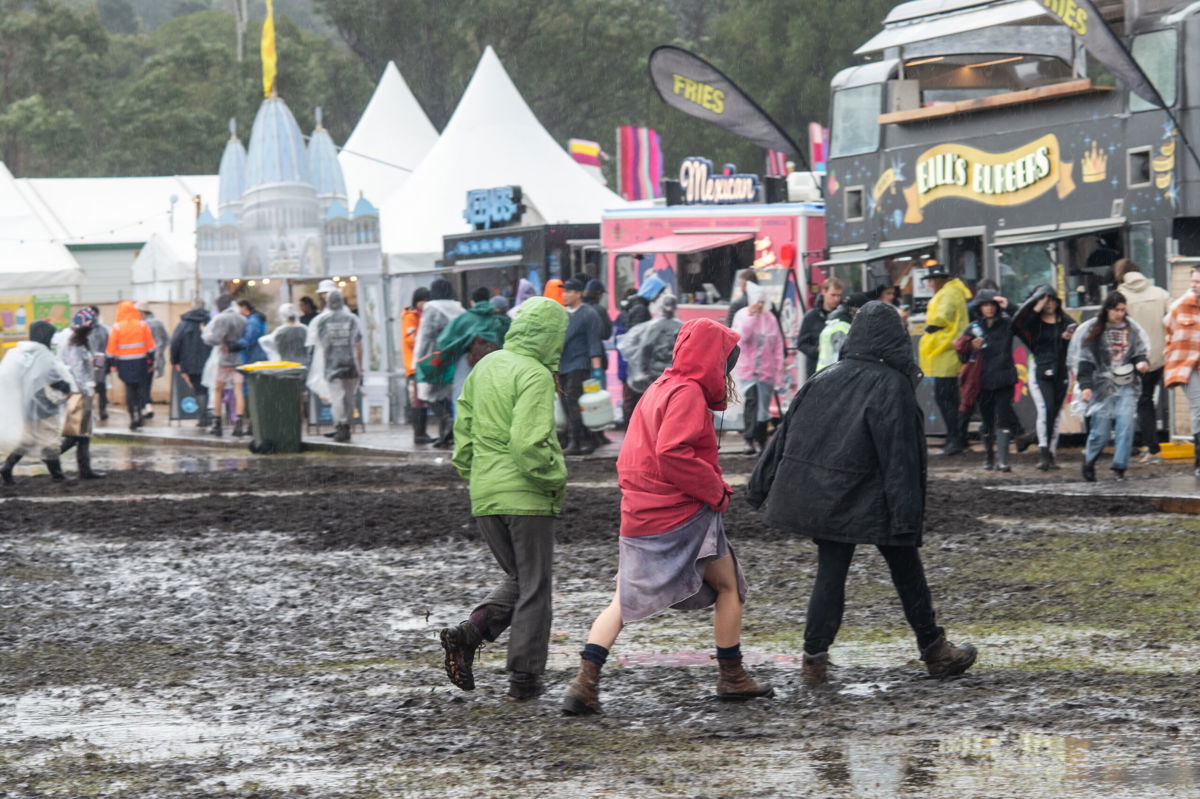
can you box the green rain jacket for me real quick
[452,296,569,516]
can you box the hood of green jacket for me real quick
[504,296,568,372]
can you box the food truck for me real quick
[600,159,825,391]
[822,0,1200,437]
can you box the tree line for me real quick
[3,0,896,181]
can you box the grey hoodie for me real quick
[1119,272,1170,370]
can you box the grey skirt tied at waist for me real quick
[618,507,747,623]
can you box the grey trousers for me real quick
[328,377,358,425]
[473,514,555,675]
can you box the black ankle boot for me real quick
[77,438,103,479]
[1,453,22,485]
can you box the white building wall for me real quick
[69,247,140,304]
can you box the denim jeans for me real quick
[1085,385,1137,469]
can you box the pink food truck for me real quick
[601,183,825,393]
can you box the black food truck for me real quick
[821,0,1200,440]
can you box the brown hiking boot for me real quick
[920,634,978,679]
[800,651,830,688]
[715,656,774,700]
[561,659,603,716]
[439,621,483,691]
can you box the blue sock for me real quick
[581,643,609,666]
[716,643,742,660]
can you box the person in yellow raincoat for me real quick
[918,266,972,455]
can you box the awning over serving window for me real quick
[610,232,753,255]
[813,240,936,268]
[854,0,1047,55]
[989,224,1121,248]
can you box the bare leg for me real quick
[703,555,742,648]
[585,587,624,651]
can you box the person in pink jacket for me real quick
[731,282,785,455]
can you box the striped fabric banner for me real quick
[568,138,602,167]
[617,126,663,200]
[808,122,829,174]
[765,149,789,177]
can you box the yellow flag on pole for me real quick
[261,0,276,97]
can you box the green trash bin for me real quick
[238,362,308,454]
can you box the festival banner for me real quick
[569,138,608,185]
[649,45,804,160]
[261,0,277,97]
[808,122,829,174]
[1041,0,1163,107]
[616,126,663,201]
[765,149,788,177]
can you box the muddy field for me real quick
[2,448,1199,798]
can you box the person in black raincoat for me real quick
[747,301,977,687]
[1012,285,1074,470]
[966,290,1019,472]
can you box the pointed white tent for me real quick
[380,47,625,269]
[130,231,196,302]
[339,62,439,207]
[0,162,83,298]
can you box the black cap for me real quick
[846,291,873,309]
[923,264,950,280]
[562,277,586,292]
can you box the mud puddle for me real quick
[2,459,1197,797]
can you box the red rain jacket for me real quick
[617,318,739,537]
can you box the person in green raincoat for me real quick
[438,296,569,702]
[415,292,510,448]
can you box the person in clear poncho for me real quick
[617,293,683,394]
[0,321,75,485]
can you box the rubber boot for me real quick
[981,434,995,471]
[715,656,774,700]
[1194,434,1200,478]
[1036,446,1052,471]
[1014,431,1036,453]
[333,423,351,443]
[1082,457,1097,482]
[412,411,434,445]
[59,436,78,455]
[920,634,977,679]
[432,414,453,450]
[800,652,830,688]
[232,417,246,437]
[45,458,65,482]
[561,659,603,716]
[1,453,22,485]
[210,417,223,437]
[563,435,583,456]
[77,438,103,479]
[996,430,1012,473]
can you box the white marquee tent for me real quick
[339,61,439,209]
[380,46,625,271]
[0,162,83,298]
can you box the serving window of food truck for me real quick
[609,232,755,305]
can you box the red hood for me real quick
[663,318,740,409]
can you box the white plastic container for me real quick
[579,379,614,431]
[554,390,567,431]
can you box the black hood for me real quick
[29,320,55,347]
[841,301,922,389]
[181,308,210,324]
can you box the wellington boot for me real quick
[920,634,977,679]
[232,417,246,438]
[563,436,584,456]
[1082,457,1097,482]
[715,656,774,700]
[800,651,830,688]
[1,453,22,485]
[77,439,103,479]
[209,418,223,437]
[333,423,351,443]
[981,435,995,471]
[412,412,434,445]
[1036,446,1052,471]
[996,430,1012,473]
[59,436,78,455]
[562,659,603,716]
[45,458,66,482]
[1014,431,1036,453]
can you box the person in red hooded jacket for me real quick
[561,318,773,716]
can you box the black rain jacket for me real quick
[169,308,212,376]
[748,301,927,546]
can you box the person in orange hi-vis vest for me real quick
[104,300,156,432]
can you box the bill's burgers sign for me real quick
[873,134,1084,224]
